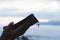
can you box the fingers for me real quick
[7,22,14,30]
[8,22,14,26]
[3,22,14,30]
[3,26,7,29]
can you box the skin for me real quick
[0,21,32,40]
[0,14,38,40]
[0,16,38,40]
[0,22,19,40]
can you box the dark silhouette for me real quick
[0,14,38,40]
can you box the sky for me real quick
[0,0,60,25]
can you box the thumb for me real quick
[8,22,14,26]
[7,22,14,29]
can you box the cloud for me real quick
[0,16,25,25]
[0,0,59,2]
[0,8,60,20]
[0,0,59,20]
[0,1,59,12]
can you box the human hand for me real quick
[0,22,16,40]
[0,22,27,40]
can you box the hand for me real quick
[0,22,21,40]
[0,22,16,40]
[0,22,27,40]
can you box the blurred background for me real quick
[0,0,60,40]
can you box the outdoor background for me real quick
[0,0,60,40]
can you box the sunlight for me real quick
[0,17,49,25]
[0,16,25,25]
[38,19,49,22]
